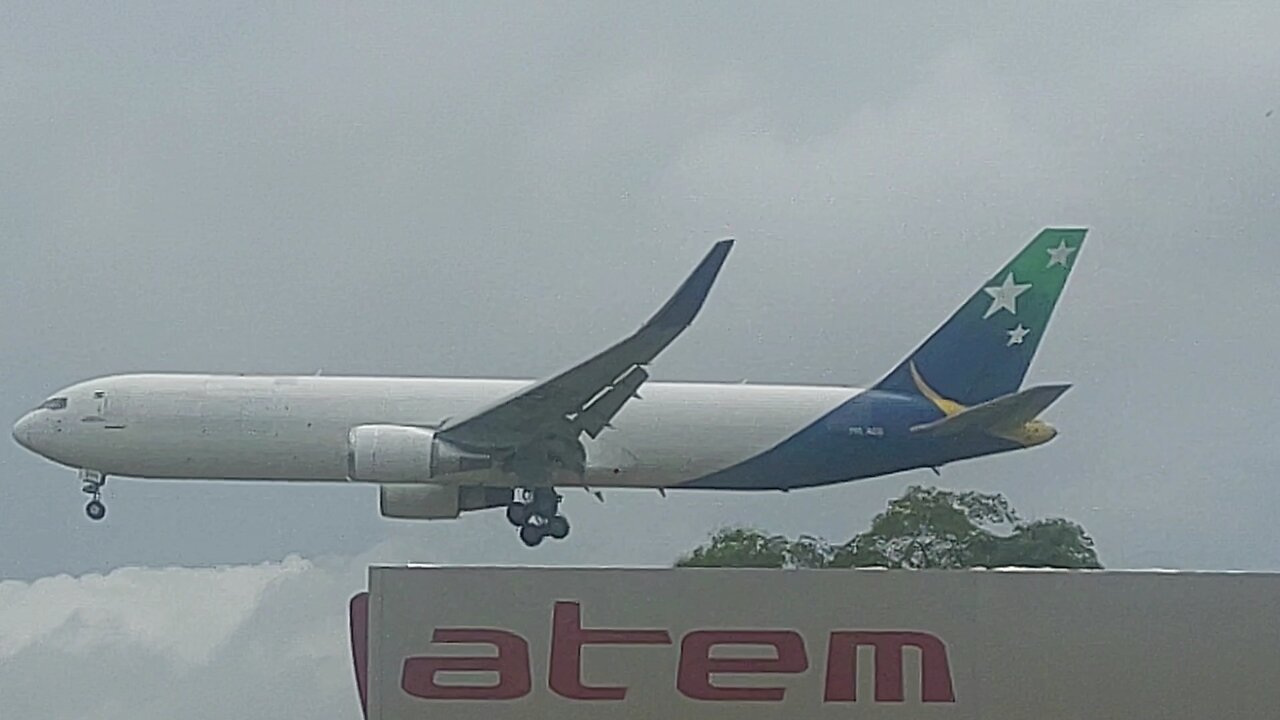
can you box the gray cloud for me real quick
[2,0,1278,593]
[6,4,1280,715]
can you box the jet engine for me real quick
[346,424,496,484]
[378,483,513,520]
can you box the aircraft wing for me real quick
[437,239,734,453]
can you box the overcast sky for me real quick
[3,2,1280,717]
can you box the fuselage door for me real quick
[79,389,109,424]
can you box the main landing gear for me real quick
[79,469,107,521]
[506,487,569,547]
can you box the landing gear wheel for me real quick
[529,488,560,518]
[506,502,531,527]
[519,523,546,547]
[78,470,107,522]
[545,515,569,540]
[513,487,567,546]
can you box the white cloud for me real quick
[0,559,312,665]
[0,550,379,719]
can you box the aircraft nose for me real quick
[12,412,35,451]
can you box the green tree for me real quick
[676,485,1102,570]
[676,527,792,568]
[678,527,836,569]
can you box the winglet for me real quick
[644,238,734,331]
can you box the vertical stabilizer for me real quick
[873,228,1087,406]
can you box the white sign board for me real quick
[349,567,1280,719]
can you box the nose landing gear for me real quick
[507,487,569,547]
[79,469,107,521]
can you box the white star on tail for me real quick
[982,272,1032,318]
[1046,240,1077,268]
[1007,324,1030,346]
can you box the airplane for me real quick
[13,228,1086,547]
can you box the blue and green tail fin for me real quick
[873,227,1087,406]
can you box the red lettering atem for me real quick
[401,629,531,700]
[549,601,673,700]
[677,630,808,701]
[824,631,955,703]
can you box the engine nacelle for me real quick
[346,424,494,484]
[379,483,514,520]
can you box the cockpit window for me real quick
[39,397,67,411]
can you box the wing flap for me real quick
[910,383,1071,437]
[577,366,648,439]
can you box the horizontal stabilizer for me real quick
[910,384,1071,437]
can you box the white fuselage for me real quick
[13,374,861,488]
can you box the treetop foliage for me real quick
[677,485,1102,570]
